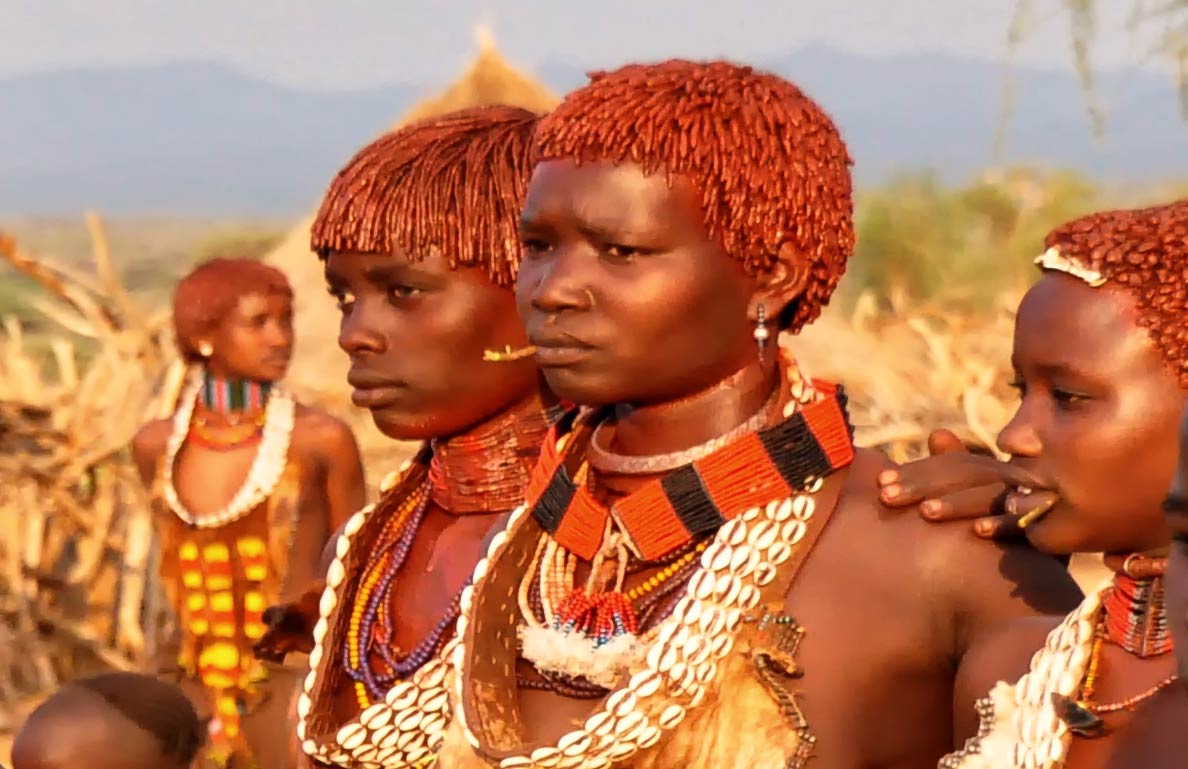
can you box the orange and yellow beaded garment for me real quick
[155,459,302,768]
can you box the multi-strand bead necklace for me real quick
[297,398,561,768]
[162,368,294,529]
[943,557,1178,769]
[446,354,857,769]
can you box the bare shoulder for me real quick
[964,614,1058,682]
[291,404,360,455]
[957,613,1059,703]
[831,447,1080,633]
[131,418,171,485]
[131,418,171,463]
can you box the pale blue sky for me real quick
[3,0,1170,89]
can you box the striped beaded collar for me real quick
[527,382,854,561]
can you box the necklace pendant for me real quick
[1051,694,1110,738]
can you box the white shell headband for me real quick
[1034,246,1107,287]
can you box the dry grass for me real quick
[0,216,183,732]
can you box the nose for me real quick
[265,318,294,352]
[337,300,386,356]
[519,246,596,316]
[997,399,1043,458]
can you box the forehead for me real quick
[232,290,291,314]
[1014,273,1146,368]
[522,159,705,235]
[322,248,504,292]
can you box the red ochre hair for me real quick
[172,258,293,362]
[533,59,855,331]
[310,105,540,287]
[1042,198,1188,387]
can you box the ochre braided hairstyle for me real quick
[172,258,293,362]
[533,59,855,331]
[310,105,540,287]
[1043,199,1188,387]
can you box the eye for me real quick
[602,243,638,263]
[387,284,423,303]
[1051,389,1088,410]
[326,286,354,313]
[520,236,552,256]
[1006,378,1026,396]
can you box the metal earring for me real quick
[198,341,213,358]
[754,304,770,363]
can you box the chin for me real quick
[538,367,630,408]
[254,365,289,382]
[370,411,441,442]
[1020,510,1094,557]
[370,407,491,443]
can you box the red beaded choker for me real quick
[1101,566,1172,659]
[429,396,563,515]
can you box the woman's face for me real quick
[204,291,294,382]
[997,272,1184,555]
[514,159,763,408]
[325,248,538,440]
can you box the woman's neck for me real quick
[608,359,777,458]
[429,387,562,515]
[1101,552,1172,659]
[195,370,273,425]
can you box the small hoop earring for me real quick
[753,304,770,363]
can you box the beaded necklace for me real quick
[518,353,853,692]
[1101,572,1172,659]
[190,412,267,450]
[163,368,295,529]
[201,372,273,414]
[446,354,855,769]
[529,379,854,561]
[942,559,1179,769]
[297,396,562,768]
[429,400,565,514]
[342,477,461,707]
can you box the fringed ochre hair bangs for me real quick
[310,105,540,286]
[1043,199,1188,387]
[533,59,855,331]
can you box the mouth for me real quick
[261,355,291,369]
[1004,483,1061,529]
[528,331,595,367]
[347,374,406,410]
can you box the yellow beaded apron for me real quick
[156,460,301,768]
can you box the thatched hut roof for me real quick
[264,38,558,466]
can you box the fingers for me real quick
[917,484,1004,522]
[927,428,967,456]
[879,454,1008,506]
[973,515,1023,540]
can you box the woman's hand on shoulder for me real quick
[876,429,1042,540]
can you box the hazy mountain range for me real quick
[3,44,1186,216]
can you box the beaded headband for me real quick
[1034,246,1106,287]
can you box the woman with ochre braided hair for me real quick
[434,59,1080,769]
[878,200,1188,767]
[250,106,563,769]
[133,258,366,769]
